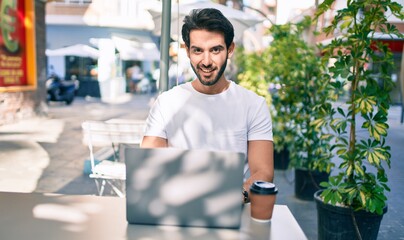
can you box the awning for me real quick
[319,32,404,52]
[45,44,100,59]
[111,36,160,61]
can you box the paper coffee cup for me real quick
[249,181,278,222]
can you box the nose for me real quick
[201,52,212,67]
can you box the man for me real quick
[127,64,143,93]
[141,8,273,203]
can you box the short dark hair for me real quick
[181,8,234,49]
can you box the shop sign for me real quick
[0,0,36,92]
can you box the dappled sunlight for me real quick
[131,150,183,191]
[125,148,244,229]
[161,172,223,206]
[0,116,68,194]
[181,151,213,172]
[160,91,249,157]
[0,141,49,192]
[204,190,240,216]
[32,201,103,233]
[0,118,64,193]
[33,203,88,224]
[125,148,244,227]
[0,118,64,143]
[132,165,163,191]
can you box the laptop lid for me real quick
[124,147,245,229]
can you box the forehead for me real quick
[189,29,226,48]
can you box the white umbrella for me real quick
[45,44,100,59]
[111,36,160,61]
[147,1,264,42]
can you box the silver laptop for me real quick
[124,146,245,229]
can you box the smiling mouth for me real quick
[199,67,215,76]
[200,67,213,73]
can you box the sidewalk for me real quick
[0,94,403,239]
[0,94,152,194]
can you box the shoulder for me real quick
[155,82,192,103]
[230,81,266,103]
[162,82,191,95]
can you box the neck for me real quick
[192,78,230,95]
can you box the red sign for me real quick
[0,0,36,90]
[378,39,404,53]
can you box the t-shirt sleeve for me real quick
[248,98,273,141]
[144,97,167,139]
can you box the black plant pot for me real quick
[274,148,290,170]
[295,168,329,201]
[314,190,387,240]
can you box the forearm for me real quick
[243,140,274,202]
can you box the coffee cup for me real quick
[249,181,278,222]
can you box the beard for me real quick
[191,57,228,86]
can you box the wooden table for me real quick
[0,192,307,240]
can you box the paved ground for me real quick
[0,93,403,239]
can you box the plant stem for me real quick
[348,4,363,183]
[350,58,360,155]
[349,67,357,184]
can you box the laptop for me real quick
[124,146,245,229]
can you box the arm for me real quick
[243,140,274,199]
[141,136,168,148]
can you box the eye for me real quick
[192,48,202,54]
[211,47,222,54]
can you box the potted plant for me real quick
[265,18,335,200]
[313,0,404,239]
[234,47,272,108]
[234,47,292,170]
[235,18,334,197]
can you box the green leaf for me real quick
[356,96,376,114]
[369,122,389,141]
[337,107,346,117]
[365,146,387,166]
[347,164,353,176]
[337,148,347,155]
[354,162,365,176]
[340,16,353,30]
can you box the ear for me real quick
[227,42,235,58]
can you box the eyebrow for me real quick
[190,45,225,51]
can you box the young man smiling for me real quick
[141,8,274,202]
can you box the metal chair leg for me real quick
[99,180,106,196]
[95,178,124,197]
[94,179,106,196]
[107,180,125,198]
[94,179,101,195]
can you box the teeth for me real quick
[200,68,213,73]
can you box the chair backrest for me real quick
[82,120,146,170]
[82,120,145,147]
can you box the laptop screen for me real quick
[124,147,245,229]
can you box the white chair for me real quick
[81,120,145,197]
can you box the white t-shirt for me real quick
[144,81,273,174]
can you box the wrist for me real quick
[242,186,250,203]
